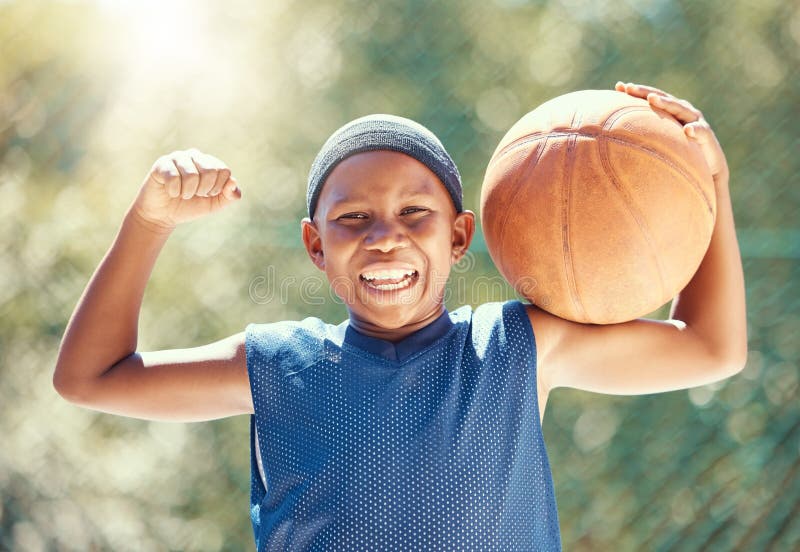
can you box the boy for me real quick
[54,82,747,551]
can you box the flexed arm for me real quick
[53,150,252,421]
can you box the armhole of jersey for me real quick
[255,426,268,491]
[246,323,269,492]
[509,300,545,424]
[513,300,537,360]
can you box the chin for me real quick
[354,304,421,329]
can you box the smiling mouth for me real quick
[359,269,419,291]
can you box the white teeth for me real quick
[361,269,415,281]
[360,269,417,291]
[369,280,411,291]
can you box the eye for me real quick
[338,213,368,220]
[401,206,428,215]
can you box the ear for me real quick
[451,210,476,264]
[301,217,326,270]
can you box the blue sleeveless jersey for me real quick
[245,300,562,551]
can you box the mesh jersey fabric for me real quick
[245,300,562,551]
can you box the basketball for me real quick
[480,89,716,324]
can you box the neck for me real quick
[348,306,446,342]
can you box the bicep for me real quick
[527,305,738,396]
[60,332,253,422]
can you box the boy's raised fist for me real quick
[131,148,241,230]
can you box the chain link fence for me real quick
[1,0,798,550]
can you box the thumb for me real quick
[684,121,725,177]
[220,176,242,202]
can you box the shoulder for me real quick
[460,300,536,353]
[245,315,343,374]
[472,300,534,330]
[245,315,334,343]
[458,300,530,325]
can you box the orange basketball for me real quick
[480,89,716,324]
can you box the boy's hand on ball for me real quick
[131,148,242,231]
[615,82,729,181]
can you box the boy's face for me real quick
[301,150,474,339]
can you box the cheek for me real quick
[326,224,356,239]
[322,228,360,257]
[413,216,450,241]
[329,276,357,303]
[416,223,456,278]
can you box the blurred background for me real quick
[1,0,797,550]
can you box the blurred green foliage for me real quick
[1,0,798,550]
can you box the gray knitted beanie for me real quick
[306,114,463,218]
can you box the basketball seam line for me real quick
[564,127,587,322]
[489,131,714,216]
[490,102,652,161]
[602,105,714,217]
[603,106,669,306]
[497,135,550,302]
[597,130,668,306]
[603,105,650,130]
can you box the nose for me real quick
[364,218,409,252]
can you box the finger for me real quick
[221,175,242,201]
[207,169,229,196]
[151,156,182,198]
[684,120,713,142]
[188,149,219,197]
[205,154,231,197]
[623,82,670,99]
[648,93,703,125]
[684,121,724,175]
[614,81,626,92]
[208,168,231,197]
[173,151,201,199]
